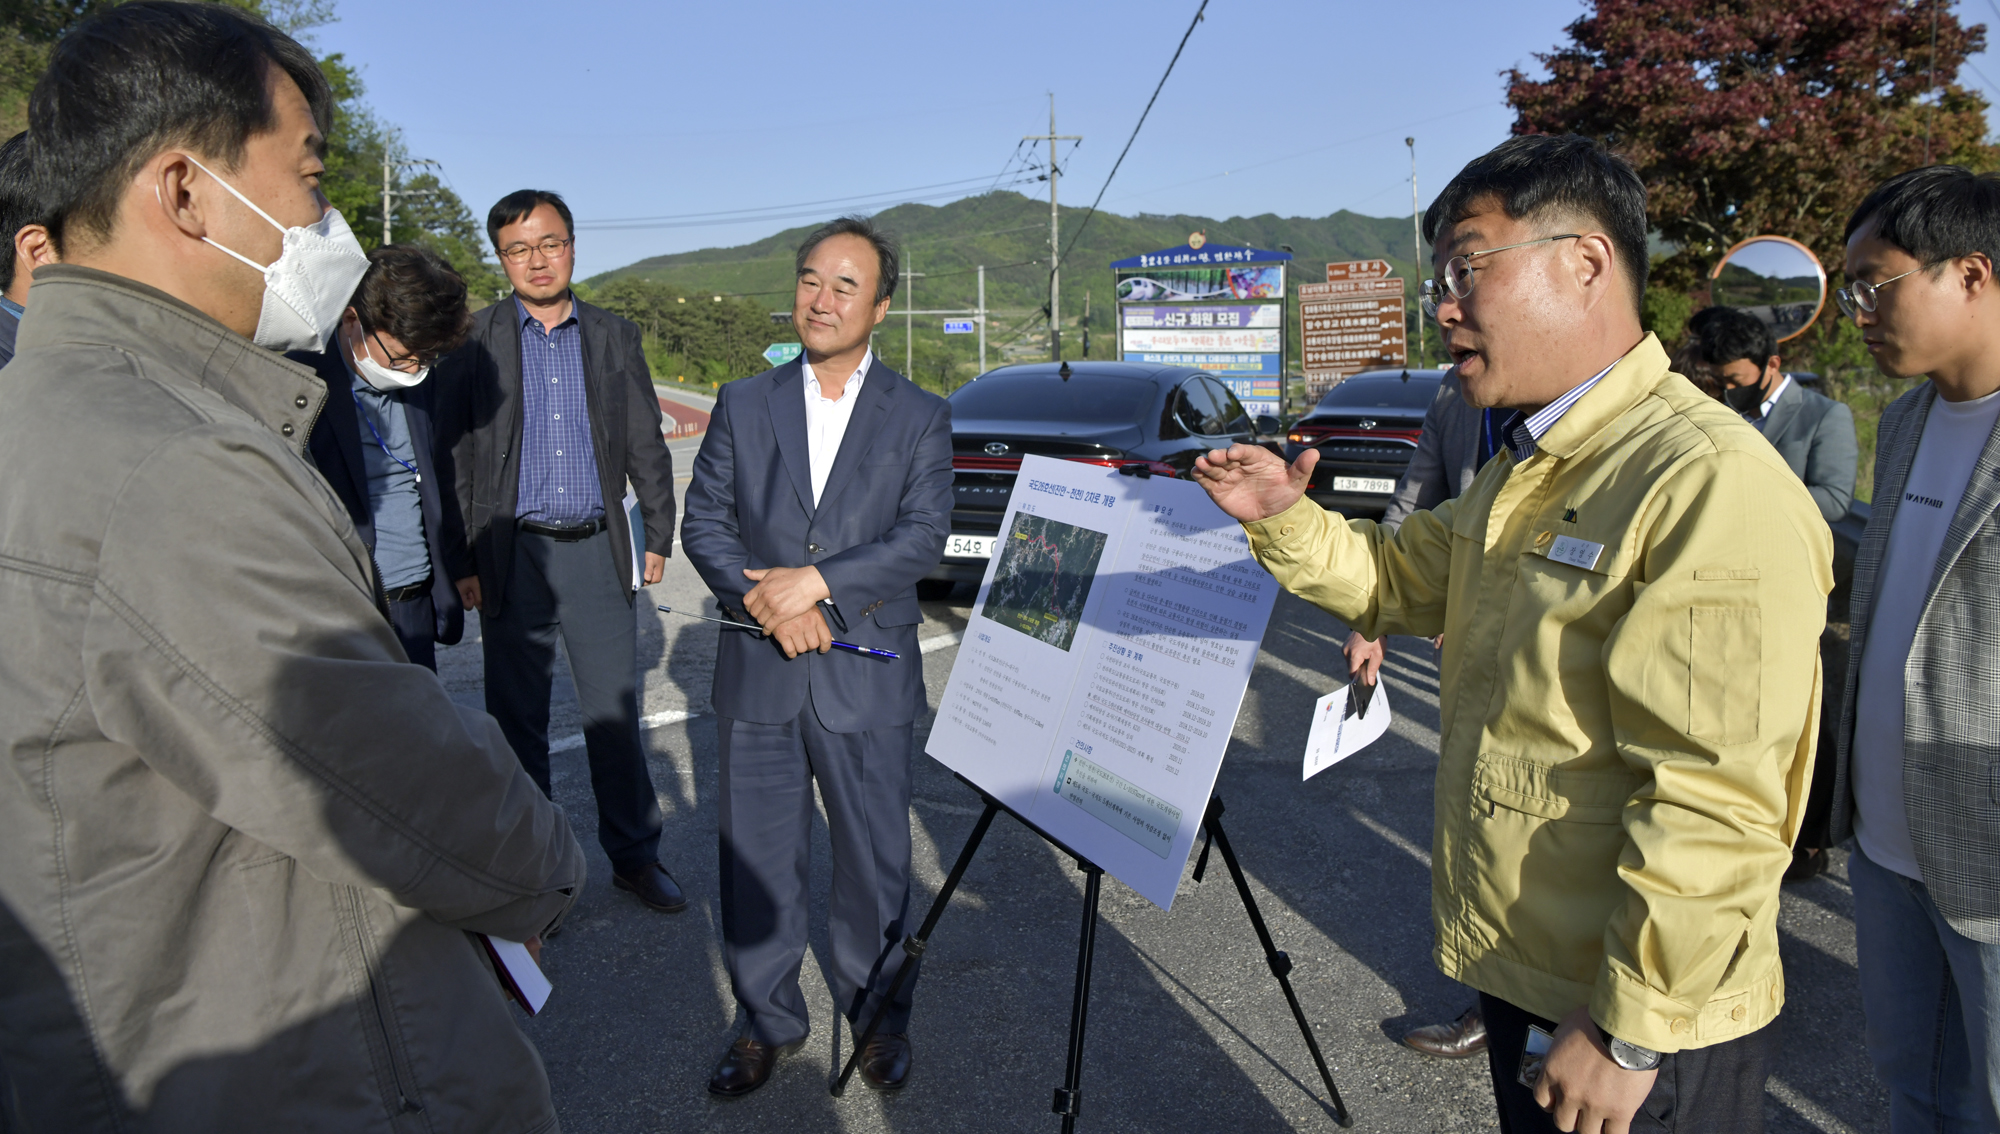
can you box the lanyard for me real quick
[351,389,421,485]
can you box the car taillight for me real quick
[952,455,1023,471]
[953,455,1175,477]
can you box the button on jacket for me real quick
[1243,334,1831,1053]
[0,266,586,1132]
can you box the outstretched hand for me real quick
[1189,444,1318,523]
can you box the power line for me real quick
[1050,0,1209,282]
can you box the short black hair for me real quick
[0,132,52,292]
[1685,306,1776,370]
[795,215,899,303]
[1845,165,2000,270]
[28,1,331,249]
[486,189,573,249]
[350,245,471,364]
[1422,133,1650,314]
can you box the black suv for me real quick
[920,360,1277,594]
[1284,368,1447,515]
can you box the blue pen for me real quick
[657,605,900,660]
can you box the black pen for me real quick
[657,605,900,660]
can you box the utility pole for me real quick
[977,264,988,373]
[1025,94,1081,361]
[1407,137,1424,367]
[380,157,441,245]
[1082,290,1091,358]
[901,260,927,376]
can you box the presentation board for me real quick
[927,456,1279,909]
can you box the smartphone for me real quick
[1517,1024,1555,1089]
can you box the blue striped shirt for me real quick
[1492,360,1618,462]
[514,295,604,524]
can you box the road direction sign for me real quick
[943,320,975,334]
[1300,293,1407,382]
[763,342,803,367]
[1298,278,1404,299]
[1326,259,1393,282]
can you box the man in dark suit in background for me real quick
[296,244,474,670]
[0,131,59,366]
[682,216,951,1098]
[437,189,684,913]
[1688,304,1858,523]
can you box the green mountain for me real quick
[587,191,1432,361]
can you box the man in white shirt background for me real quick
[682,217,952,1099]
[1829,164,2000,1132]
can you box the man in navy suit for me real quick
[682,216,952,1098]
[295,244,475,670]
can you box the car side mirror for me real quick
[1253,414,1281,436]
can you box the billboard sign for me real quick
[1114,267,1285,303]
[1121,304,1282,330]
[1121,327,1283,354]
[1123,352,1282,375]
[1109,244,1293,270]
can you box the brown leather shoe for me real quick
[1403,1008,1487,1058]
[858,1032,912,1091]
[612,863,687,913]
[708,1036,803,1098]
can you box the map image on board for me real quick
[981,513,1109,651]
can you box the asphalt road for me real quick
[430,458,1888,1134]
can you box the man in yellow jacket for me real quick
[1195,135,1831,1134]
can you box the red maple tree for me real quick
[1506,0,1995,298]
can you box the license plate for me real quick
[945,534,998,559]
[1332,476,1397,494]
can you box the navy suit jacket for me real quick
[293,347,471,645]
[681,358,952,733]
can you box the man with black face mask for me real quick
[1687,305,1858,524]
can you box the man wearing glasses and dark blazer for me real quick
[436,189,685,914]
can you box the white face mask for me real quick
[344,319,429,391]
[184,154,370,352]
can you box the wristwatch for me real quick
[1597,1026,1661,1072]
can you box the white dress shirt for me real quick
[802,350,871,506]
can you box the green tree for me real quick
[590,276,786,385]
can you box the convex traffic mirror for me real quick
[1708,235,1828,343]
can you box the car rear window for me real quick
[950,374,1156,425]
[1313,374,1441,412]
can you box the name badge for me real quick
[1547,535,1604,570]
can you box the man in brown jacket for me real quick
[0,5,585,1131]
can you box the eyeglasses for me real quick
[1834,267,1921,320]
[372,330,431,372]
[497,237,575,264]
[1420,234,1582,319]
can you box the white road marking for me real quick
[550,708,701,753]
[1346,807,1432,868]
[1766,1076,1862,1134]
[919,630,963,655]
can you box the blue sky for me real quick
[309,0,2000,280]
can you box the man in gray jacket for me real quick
[0,6,585,1131]
[1687,304,1858,523]
[1833,166,2000,1130]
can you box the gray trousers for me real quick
[717,706,916,1046]
[482,528,662,872]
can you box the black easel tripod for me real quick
[831,775,1351,1129]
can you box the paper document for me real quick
[480,935,552,1015]
[1302,680,1392,780]
[926,455,1279,910]
[622,490,644,592]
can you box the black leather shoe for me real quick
[708,1036,802,1098]
[858,1032,912,1091]
[1783,845,1828,884]
[612,863,687,913]
[1403,1008,1487,1058]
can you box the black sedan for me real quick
[1284,368,1447,515]
[919,360,1277,595]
